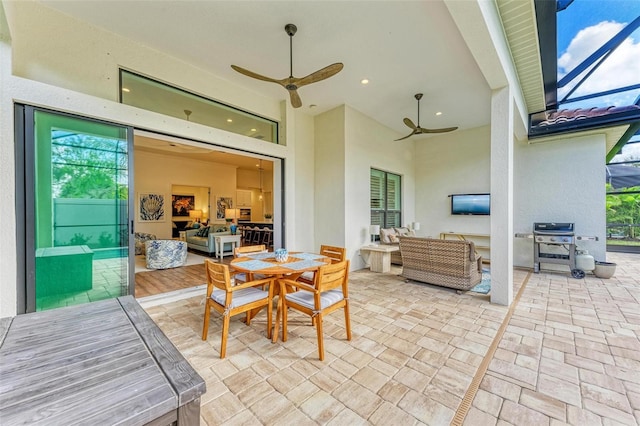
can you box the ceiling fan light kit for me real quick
[231,23,343,108]
[395,93,458,141]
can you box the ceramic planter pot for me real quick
[594,261,616,279]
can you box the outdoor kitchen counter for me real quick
[0,296,205,425]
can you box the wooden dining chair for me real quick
[298,245,346,285]
[202,259,274,358]
[279,260,351,361]
[233,244,268,283]
[234,244,267,257]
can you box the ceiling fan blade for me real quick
[294,63,344,88]
[403,118,418,130]
[288,88,302,108]
[231,65,282,84]
[420,126,459,134]
[394,130,417,141]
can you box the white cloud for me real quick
[558,21,640,106]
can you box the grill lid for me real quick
[533,222,574,234]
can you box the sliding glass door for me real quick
[20,107,133,312]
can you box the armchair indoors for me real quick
[144,240,187,270]
[134,232,156,255]
[279,260,352,361]
[201,260,274,359]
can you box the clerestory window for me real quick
[119,70,279,143]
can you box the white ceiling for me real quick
[38,0,492,138]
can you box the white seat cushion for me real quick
[285,289,344,310]
[233,273,267,284]
[211,287,268,309]
[299,271,315,282]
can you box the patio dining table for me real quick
[230,251,331,342]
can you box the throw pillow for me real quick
[389,234,399,243]
[196,226,209,237]
[380,228,395,244]
[395,227,411,237]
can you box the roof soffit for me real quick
[496,0,546,114]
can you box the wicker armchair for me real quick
[399,237,482,291]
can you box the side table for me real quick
[360,244,399,273]
[179,231,187,241]
[214,234,242,261]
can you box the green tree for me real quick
[606,183,640,239]
[52,134,128,199]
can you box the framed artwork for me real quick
[138,193,165,222]
[216,196,233,220]
[172,194,195,217]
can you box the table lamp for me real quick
[370,225,380,245]
[189,209,202,223]
[412,222,421,234]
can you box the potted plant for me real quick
[264,213,272,222]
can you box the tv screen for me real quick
[451,193,490,215]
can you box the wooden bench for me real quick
[0,296,205,425]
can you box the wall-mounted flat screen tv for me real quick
[450,193,490,215]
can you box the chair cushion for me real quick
[299,271,314,282]
[211,287,268,309]
[285,289,344,310]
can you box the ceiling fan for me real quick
[231,23,343,108]
[395,93,458,141]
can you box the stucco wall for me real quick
[415,126,492,239]
[314,106,346,253]
[3,1,281,122]
[416,125,607,269]
[514,134,607,267]
[344,105,416,269]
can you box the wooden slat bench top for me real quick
[0,296,205,425]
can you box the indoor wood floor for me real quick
[134,256,233,298]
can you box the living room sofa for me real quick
[185,225,233,256]
[399,237,482,291]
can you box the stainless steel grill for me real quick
[533,222,582,277]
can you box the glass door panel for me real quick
[33,110,131,311]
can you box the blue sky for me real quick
[557,0,640,53]
[556,0,640,110]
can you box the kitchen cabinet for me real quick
[236,189,252,207]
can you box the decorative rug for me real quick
[470,268,491,294]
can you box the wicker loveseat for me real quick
[399,237,482,291]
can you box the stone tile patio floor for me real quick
[143,252,640,425]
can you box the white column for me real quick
[490,86,514,306]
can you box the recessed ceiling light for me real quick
[435,112,443,116]
[361,79,369,85]
[309,104,317,109]
[251,128,257,132]
[227,119,233,123]
[122,88,130,92]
